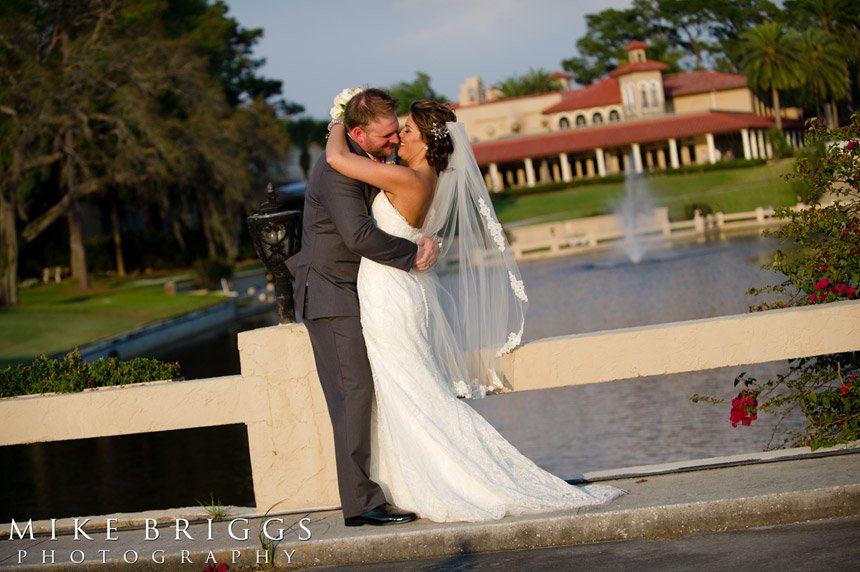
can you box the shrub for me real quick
[0,350,182,398]
[693,114,860,450]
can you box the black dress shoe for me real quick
[344,503,417,526]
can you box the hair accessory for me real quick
[430,123,449,141]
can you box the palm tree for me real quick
[497,69,564,99]
[785,0,859,122]
[738,23,805,130]
[798,28,849,127]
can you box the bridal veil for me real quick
[420,122,527,398]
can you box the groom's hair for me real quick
[344,88,398,131]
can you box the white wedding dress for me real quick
[358,192,624,522]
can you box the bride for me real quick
[325,100,623,522]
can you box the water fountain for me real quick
[615,158,655,264]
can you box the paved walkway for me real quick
[2,448,858,571]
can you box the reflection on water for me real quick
[0,425,254,522]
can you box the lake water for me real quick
[2,232,804,520]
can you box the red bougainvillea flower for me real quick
[814,278,830,290]
[841,382,853,396]
[730,392,758,427]
[204,566,214,572]
[216,565,230,572]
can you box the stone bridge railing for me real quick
[2,300,858,514]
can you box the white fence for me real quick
[508,205,803,261]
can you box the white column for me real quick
[669,138,680,169]
[749,130,759,159]
[741,128,751,159]
[489,162,502,192]
[706,133,717,164]
[631,143,643,174]
[765,137,773,159]
[560,153,572,182]
[595,147,607,177]
[756,130,766,159]
[524,158,536,187]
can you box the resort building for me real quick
[454,41,804,191]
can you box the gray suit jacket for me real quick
[288,137,417,321]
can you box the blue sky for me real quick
[222,0,632,118]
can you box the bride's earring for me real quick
[423,145,428,151]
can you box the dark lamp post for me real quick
[247,183,302,323]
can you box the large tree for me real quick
[388,71,448,116]
[797,28,849,127]
[737,22,805,130]
[784,0,860,118]
[561,4,684,85]
[562,0,780,83]
[0,0,288,305]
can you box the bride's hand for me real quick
[413,236,440,272]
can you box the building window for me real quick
[592,112,604,125]
[623,85,635,114]
[609,109,620,122]
[640,83,649,109]
[559,117,571,130]
[575,114,587,127]
[649,81,661,111]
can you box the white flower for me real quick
[330,87,363,119]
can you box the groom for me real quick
[287,88,437,526]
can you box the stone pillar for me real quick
[560,152,572,182]
[489,162,502,192]
[525,158,536,187]
[749,130,759,159]
[756,130,766,159]
[575,159,583,179]
[741,128,751,159]
[516,168,525,186]
[706,133,717,164]
[585,158,595,177]
[669,138,680,169]
[595,147,607,177]
[631,143,643,174]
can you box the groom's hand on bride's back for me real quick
[413,236,440,273]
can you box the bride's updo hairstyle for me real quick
[410,100,457,174]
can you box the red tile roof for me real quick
[471,112,798,166]
[625,40,649,51]
[663,70,748,96]
[542,78,622,113]
[609,60,669,78]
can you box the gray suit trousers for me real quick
[303,313,386,518]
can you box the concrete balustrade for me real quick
[508,204,808,261]
[2,300,858,514]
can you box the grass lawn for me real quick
[0,275,224,367]
[493,160,799,225]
